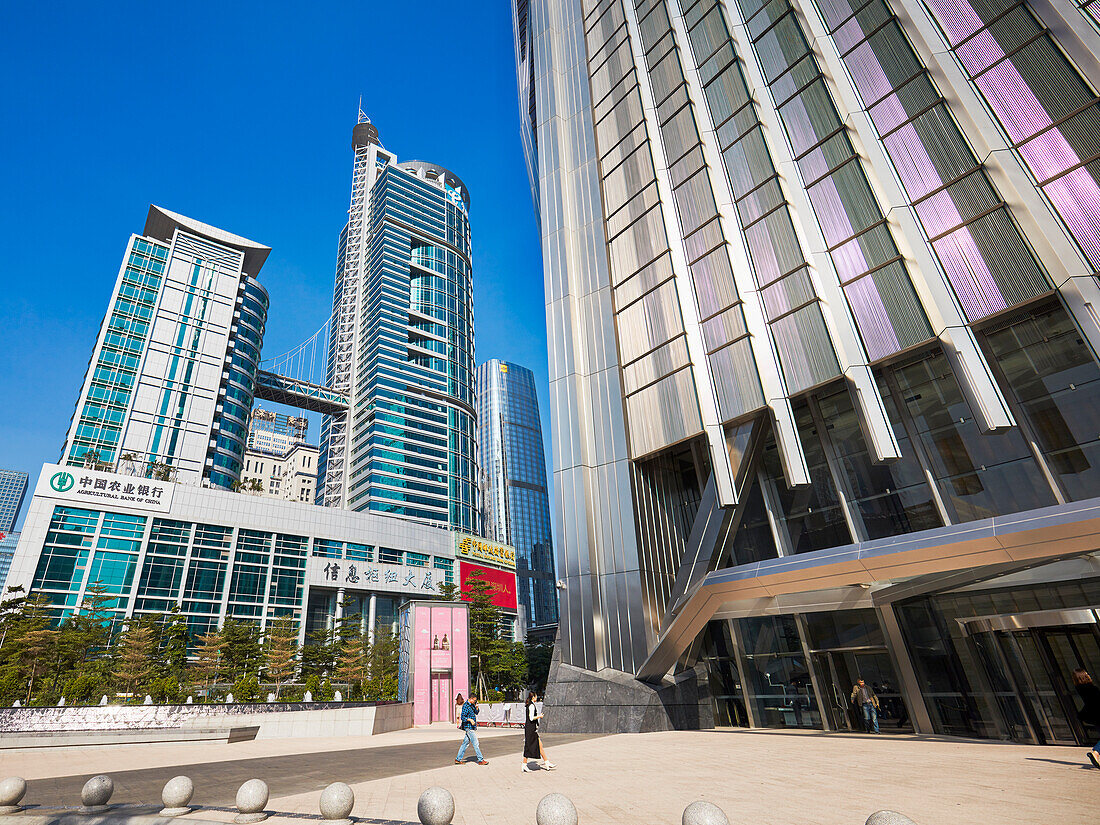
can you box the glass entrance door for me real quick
[998,626,1100,745]
[967,615,1100,746]
[812,648,911,733]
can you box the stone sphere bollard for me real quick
[80,775,114,813]
[159,775,195,817]
[866,813,919,825]
[417,787,455,825]
[235,779,270,824]
[682,801,728,825]
[319,782,355,825]
[536,793,578,825]
[0,776,27,814]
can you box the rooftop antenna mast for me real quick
[358,95,369,124]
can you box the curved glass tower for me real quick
[61,205,270,489]
[476,360,559,629]
[318,116,478,532]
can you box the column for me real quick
[367,593,377,646]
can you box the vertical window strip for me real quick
[922,0,1100,270]
[685,0,841,391]
[819,0,1050,319]
[729,0,931,359]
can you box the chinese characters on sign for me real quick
[313,558,436,593]
[36,464,174,512]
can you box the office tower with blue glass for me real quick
[476,360,558,632]
[60,206,270,489]
[317,115,478,533]
[516,0,1100,744]
[0,469,28,532]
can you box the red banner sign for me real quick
[459,561,518,611]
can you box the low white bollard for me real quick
[319,782,354,825]
[536,793,578,825]
[334,691,343,702]
[160,776,194,817]
[234,779,269,824]
[99,695,108,706]
[143,695,154,705]
[0,777,27,814]
[417,787,454,825]
[866,813,919,825]
[80,775,114,814]
[303,691,313,702]
[682,801,728,825]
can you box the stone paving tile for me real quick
[4,726,1098,825]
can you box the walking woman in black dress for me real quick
[521,691,556,772]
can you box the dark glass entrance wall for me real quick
[981,302,1100,502]
[896,573,1100,740]
[736,616,823,728]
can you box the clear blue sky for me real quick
[0,1,551,516]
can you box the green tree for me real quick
[364,627,399,700]
[335,633,369,698]
[114,624,155,697]
[221,619,262,678]
[436,579,460,601]
[525,639,554,693]
[263,616,300,698]
[462,569,503,693]
[191,628,224,698]
[300,627,337,680]
[161,608,191,681]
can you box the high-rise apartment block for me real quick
[476,360,558,631]
[0,532,18,593]
[516,0,1100,744]
[0,469,28,532]
[61,206,270,489]
[317,117,478,532]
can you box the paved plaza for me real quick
[2,725,1096,825]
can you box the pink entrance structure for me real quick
[397,600,470,726]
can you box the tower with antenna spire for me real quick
[316,113,478,534]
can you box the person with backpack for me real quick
[455,694,489,765]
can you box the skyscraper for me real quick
[476,360,558,630]
[0,469,28,532]
[317,115,478,533]
[61,206,270,489]
[515,0,1100,742]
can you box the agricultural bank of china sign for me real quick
[454,532,516,569]
[35,463,175,513]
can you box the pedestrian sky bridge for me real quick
[254,318,348,415]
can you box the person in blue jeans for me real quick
[850,678,880,734]
[456,694,489,765]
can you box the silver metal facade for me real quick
[515,0,1100,692]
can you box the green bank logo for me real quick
[50,471,75,493]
